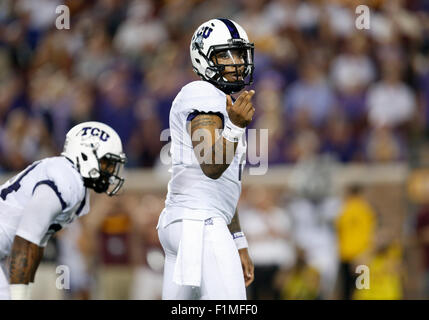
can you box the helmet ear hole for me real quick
[81,153,88,161]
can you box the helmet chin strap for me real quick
[83,174,110,193]
[217,80,246,94]
[209,72,246,94]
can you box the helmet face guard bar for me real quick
[197,41,254,94]
[84,151,127,196]
[105,174,125,196]
[103,153,127,196]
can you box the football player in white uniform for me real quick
[157,18,256,299]
[0,121,126,299]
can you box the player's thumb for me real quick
[226,95,233,110]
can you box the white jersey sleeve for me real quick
[12,157,88,247]
[0,157,88,257]
[42,157,87,213]
[177,80,227,117]
[15,184,63,246]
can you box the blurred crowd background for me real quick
[1,0,429,299]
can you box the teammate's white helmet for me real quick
[61,121,127,196]
[190,18,254,94]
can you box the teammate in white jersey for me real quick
[0,121,126,299]
[157,18,256,299]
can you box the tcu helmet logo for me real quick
[80,126,110,142]
[200,26,213,39]
[192,26,213,50]
[197,26,213,39]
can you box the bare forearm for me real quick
[202,136,238,179]
[30,247,44,283]
[229,208,254,286]
[9,236,41,284]
[191,114,238,179]
[228,209,242,234]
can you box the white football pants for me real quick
[158,217,246,300]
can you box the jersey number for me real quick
[0,162,39,200]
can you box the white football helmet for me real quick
[61,121,127,196]
[190,18,254,94]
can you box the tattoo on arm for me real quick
[191,114,238,179]
[30,247,44,283]
[190,118,218,128]
[9,236,42,284]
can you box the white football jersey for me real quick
[0,156,90,259]
[162,80,247,226]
